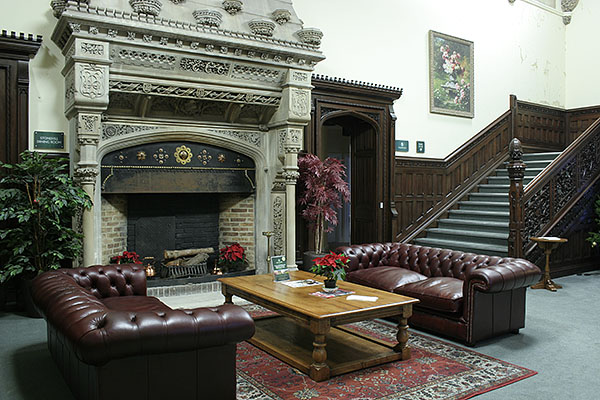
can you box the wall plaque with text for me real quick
[34,131,64,150]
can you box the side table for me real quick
[530,236,568,292]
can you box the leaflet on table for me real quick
[309,289,355,298]
[280,279,321,288]
[270,255,290,281]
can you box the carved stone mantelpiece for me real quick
[53,0,324,271]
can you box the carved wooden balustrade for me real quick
[519,117,600,257]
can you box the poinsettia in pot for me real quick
[297,153,350,269]
[110,250,143,264]
[217,243,249,273]
[311,252,349,290]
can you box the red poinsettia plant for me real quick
[110,250,142,264]
[297,154,350,253]
[311,252,349,282]
[217,243,249,272]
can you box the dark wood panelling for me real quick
[515,100,566,151]
[567,106,600,143]
[394,112,512,242]
[0,31,41,165]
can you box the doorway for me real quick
[322,115,377,249]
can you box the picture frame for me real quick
[428,30,474,118]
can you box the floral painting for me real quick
[429,30,474,118]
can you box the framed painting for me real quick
[429,30,474,118]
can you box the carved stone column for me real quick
[270,70,312,268]
[62,37,110,266]
[507,138,526,258]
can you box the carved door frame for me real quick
[298,75,402,257]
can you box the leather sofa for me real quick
[336,242,541,346]
[32,264,255,400]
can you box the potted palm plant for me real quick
[0,151,92,315]
[297,153,350,269]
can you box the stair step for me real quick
[496,168,544,177]
[412,237,508,257]
[468,193,508,203]
[425,228,508,247]
[448,209,509,221]
[478,184,510,193]
[486,176,534,185]
[437,218,509,234]
[458,201,509,211]
[522,152,561,161]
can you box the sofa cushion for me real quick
[102,295,172,313]
[347,266,428,292]
[395,277,463,314]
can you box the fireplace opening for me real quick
[127,193,219,271]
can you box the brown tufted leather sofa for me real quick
[336,243,541,346]
[32,264,255,400]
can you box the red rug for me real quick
[236,304,536,400]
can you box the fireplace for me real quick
[51,0,324,274]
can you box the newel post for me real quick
[507,138,526,258]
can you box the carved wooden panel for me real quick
[515,100,566,151]
[567,106,600,143]
[0,32,41,165]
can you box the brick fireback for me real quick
[101,194,255,270]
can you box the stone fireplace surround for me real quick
[51,0,324,277]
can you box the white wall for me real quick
[294,0,567,158]
[1,0,594,158]
[565,0,600,109]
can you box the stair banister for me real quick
[507,138,526,258]
[520,117,600,255]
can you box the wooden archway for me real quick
[297,75,402,259]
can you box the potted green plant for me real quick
[310,252,349,290]
[0,151,92,314]
[297,153,350,269]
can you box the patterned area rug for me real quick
[236,304,536,400]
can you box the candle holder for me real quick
[262,231,274,271]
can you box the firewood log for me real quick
[182,253,209,266]
[163,247,214,260]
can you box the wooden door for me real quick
[351,124,377,244]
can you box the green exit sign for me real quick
[34,131,64,150]
[395,140,409,152]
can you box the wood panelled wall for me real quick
[394,112,512,242]
[0,31,41,165]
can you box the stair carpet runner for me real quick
[413,152,561,257]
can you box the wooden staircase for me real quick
[413,153,560,256]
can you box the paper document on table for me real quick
[346,295,378,302]
[280,279,321,288]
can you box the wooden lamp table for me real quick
[219,270,418,382]
[530,236,568,292]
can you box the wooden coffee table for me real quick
[218,270,418,381]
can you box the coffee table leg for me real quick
[309,320,330,382]
[394,305,412,360]
[221,285,233,304]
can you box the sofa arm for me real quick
[467,258,541,293]
[76,304,255,365]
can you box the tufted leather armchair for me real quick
[337,242,541,345]
[32,264,255,400]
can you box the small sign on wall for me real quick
[416,141,425,153]
[34,131,64,150]
[395,140,409,152]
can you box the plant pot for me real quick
[301,251,327,272]
[323,279,337,292]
